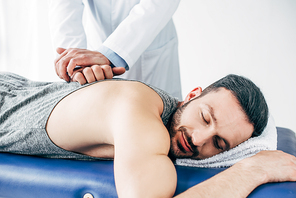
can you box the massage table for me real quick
[0,127,295,198]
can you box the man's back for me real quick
[46,78,178,197]
[46,79,170,159]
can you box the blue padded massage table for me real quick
[0,127,295,198]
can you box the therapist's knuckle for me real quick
[70,57,77,64]
[54,61,59,69]
[92,65,102,73]
[59,56,67,64]
[94,55,109,64]
[75,72,86,85]
[70,57,82,67]
[79,54,89,60]
[56,62,62,73]
[69,48,79,55]
[54,57,59,65]
[82,67,92,75]
[68,48,75,52]
[102,65,111,71]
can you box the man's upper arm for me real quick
[112,101,177,197]
[115,152,177,198]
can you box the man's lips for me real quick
[180,132,193,153]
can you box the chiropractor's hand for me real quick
[71,65,126,85]
[54,48,125,84]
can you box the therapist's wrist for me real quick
[97,45,128,69]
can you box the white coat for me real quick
[48,0,182,99]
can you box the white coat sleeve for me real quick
[103,0,180,67]
[48,0,87,50]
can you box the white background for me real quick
[0,0,295,133]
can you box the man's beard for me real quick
[166,101,199,161]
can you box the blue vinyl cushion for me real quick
[0,127,295,198]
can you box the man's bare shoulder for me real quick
[90,80,164,117]
[100,81,167,146]
[82,79,169,152]
[100,80,176,197]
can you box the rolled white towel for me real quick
[176,115,277,168]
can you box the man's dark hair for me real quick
[199,74,268,137]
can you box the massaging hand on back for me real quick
[54,48,126,84]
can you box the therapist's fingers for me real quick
[54,48,110,82]
[82,65,113,82]
[54,47,68,68]
[112,67,126,76]
[56,47,66,55]
[70,64,124,85]
[54,48,73,82]
[56,56,71,82]
[54,47,67,65]
[55,47,80,63]
[70,67,84,84]
[66,50,110,77]
[91,65,126,80]
[100,65,114,79]
[85,65,126,82]
[91,65,105,81]
[72,72,87,85]
[71,65,107,84]
[82,67,96,84]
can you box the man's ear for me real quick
[184,87,202,103]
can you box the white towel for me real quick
[176,115,277,168]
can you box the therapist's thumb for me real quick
[56,47,66,55]
[112,67,126,76]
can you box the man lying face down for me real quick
[0,72,295,198]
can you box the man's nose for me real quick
[191,129,213,147]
